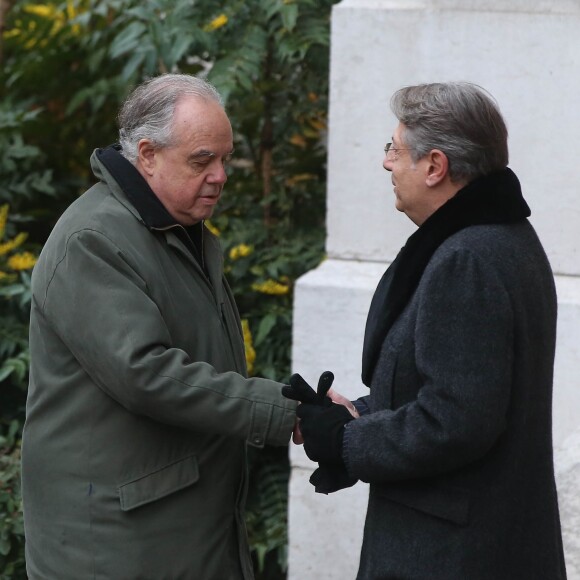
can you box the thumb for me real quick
[316,371,334,399]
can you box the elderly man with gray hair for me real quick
[286,82,567,579]
[22,74,297,580]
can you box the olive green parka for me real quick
[22,147,297,580]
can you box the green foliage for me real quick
[0,421,25,579]
[0,106,54,203]
[220,226,324,381]
[0,217,36,401]
[0,102,56,237]
[0,207,36,580]
[245,446,291,579]
[0,0,339,576]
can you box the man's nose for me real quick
[383,157,393,172]
[208,163,228,184]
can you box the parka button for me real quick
[253,435,263,445]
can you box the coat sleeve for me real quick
[37,228,296,447]
[344,247,514,482]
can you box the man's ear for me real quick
[137,139,156,176]
[425,149,449,187]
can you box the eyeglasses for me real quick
[384,142,415,157]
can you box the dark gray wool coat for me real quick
[344,169,567,580]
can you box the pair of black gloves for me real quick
[282,371,357,494]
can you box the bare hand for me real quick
[327,388,359,418]
[292,418,304,444]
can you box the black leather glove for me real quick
[296,402,354,465]
[282,371,334,406]
[309,464,357,495]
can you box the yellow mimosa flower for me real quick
[2,29,21,39]
[0,233,28,257]
[0,204,9,239]
[241,319,256,375]
[204,13,228,32]
[7,251,37,271]
[229,244,252,261]
[251,279,290,296]
[204,220,220,237]
[289,134,307,148]
[24,4,54,18]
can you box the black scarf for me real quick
[96,145,206,270]
[361,167,531,386]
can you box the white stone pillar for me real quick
[289,1,580,578]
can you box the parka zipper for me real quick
[155,223,242,370]
[152,223,205,269]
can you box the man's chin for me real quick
[178,210,214,226]
[197,207,216,222]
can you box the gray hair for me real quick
[118,73,224,164]
[390,82,508,183]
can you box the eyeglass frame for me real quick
[384,142,416,156]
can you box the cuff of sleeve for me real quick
[342,421,355,476]
[248,397,297,448]
[353,398,370,416]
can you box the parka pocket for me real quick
[118,454,199,512]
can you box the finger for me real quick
[282,373,318,404]
[281,384,301,401]
[292,421,304,445]
[290,373,318,403]
[316,371,334,399]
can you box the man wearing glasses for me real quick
[287,82,566,579]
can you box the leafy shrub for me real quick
[0,0,339,576]
[0,203,37,580]
[0,421,25,579]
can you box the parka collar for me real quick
[94,144,176,230]
[93,144,206,266]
